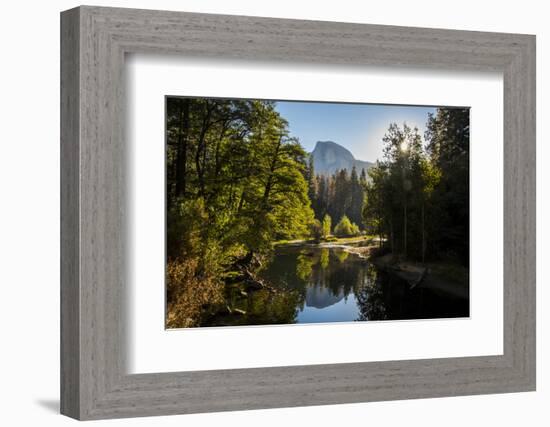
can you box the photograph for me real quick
[165,97,470,328]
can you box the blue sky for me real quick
[275,101,436,162]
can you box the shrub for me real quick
[166,257,224,328]
[334,215,361,237]
[322,214,332,239]
[310,219,323,241]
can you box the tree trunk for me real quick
[195,103,212,198]
[175,98,190,199]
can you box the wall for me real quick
[0,0,546,425]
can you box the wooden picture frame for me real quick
[60,5,536,420]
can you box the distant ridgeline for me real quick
[306,141,374,230]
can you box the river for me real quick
[200,244,469,327]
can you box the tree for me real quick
[361,111,469,265]
[349,166,364,227]
[165,97,316,327]
[308,166,367,233]
[418,157,441,262]
[332,169,351,223]
[310,219,323,241]
[334,215,360,237]
[306,154,317,206]
[322,214,332,239]
[362,162,389,245]
[359,168,368,186]
[425,107,470,264]
[377,122,424,257]
[314,174,328,219]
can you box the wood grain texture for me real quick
[60,5,536,420]
[60,7,80,419]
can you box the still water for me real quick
[201,245,469,327]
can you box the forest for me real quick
[307,162,368,236]
[363,110,470,265]
[166,97,469,328]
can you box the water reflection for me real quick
[260,246,369,324]
[200,245,469,327]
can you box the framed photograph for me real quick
[61,6,536,420]
[163,97,471,329]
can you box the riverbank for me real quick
[421,262,469,299]
[371,253,468,299]
[275,235,383,260]
[274,235,380,248]
[273,236,366,247]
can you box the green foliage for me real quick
[334,249,350,263]
[349,166,364,227]
[310,219,323,241]
[165,99,470,327]
[361,109,469,264]
[166,98,316,327]
[296,253,314,280]
[308,166,368,230]
[362,163,389,240]
[334,215,360,237]
[425,108,470,263]
[167,97,315,254]
[319,248,330,269]
[240,289,300,325]
[166,257,224,329]
[322,214,332,238]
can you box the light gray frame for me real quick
[60,5,536,420]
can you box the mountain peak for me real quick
[311,140,372,176]
[314,140,350,149]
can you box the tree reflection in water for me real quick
[200,245,468,327]
[354,264,388,321]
